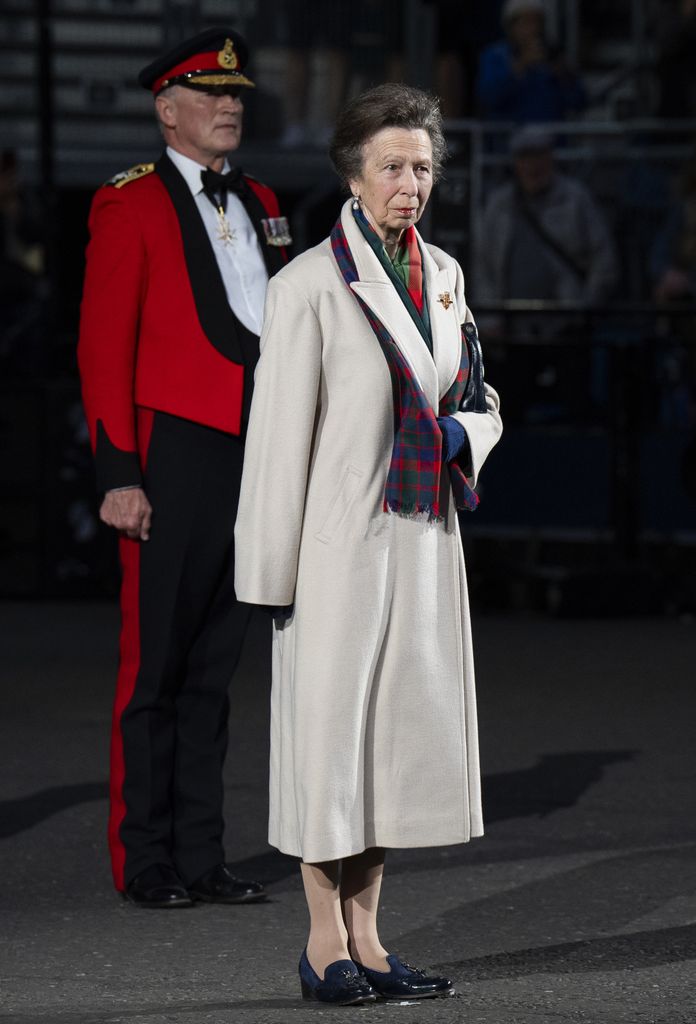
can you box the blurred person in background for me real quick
[78,28,290,910]
[650,148,696,427]
[652,149,696,302]
[476,0,586,123]
[476,126,618,322]
[274,0,351,146]
[235,83,501,1006]
[475,126,618,423]
[420,0,503,118]
[271,0,405,148]
[0,149,44,371]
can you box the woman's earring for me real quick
[352,194,360,210]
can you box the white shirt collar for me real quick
[166,146,230,198]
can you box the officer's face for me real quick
[156,85,244,167]
[348,127,434,248]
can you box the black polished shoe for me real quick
[187,863,267,904]
[124,864,194,909]
[299,949,377,1005]
[355,954,454,1000]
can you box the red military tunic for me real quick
[78,155,287,490]
[78,152,288,891]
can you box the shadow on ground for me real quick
[0,751,635,874]
[0,782,108,839]
[434,922,696,977]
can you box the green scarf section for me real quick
[353,210,432,353]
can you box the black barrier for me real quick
[2,305,695,606]
[0,380,118,598]
[461,302,696,614]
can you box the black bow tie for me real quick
[201,167,246,210]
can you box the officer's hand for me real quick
[100,487,152,541]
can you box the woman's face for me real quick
[348,127,434,245]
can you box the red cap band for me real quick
[153,49,223,94]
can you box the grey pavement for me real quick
[0,602,694,1024]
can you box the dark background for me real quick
[2,0,696,611]
[1,6,696,1020]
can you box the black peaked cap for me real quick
[138,27,253,93]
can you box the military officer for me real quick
[78,27,290,908]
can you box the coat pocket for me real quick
[315,465,363,544]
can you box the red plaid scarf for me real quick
[330,213,479,520]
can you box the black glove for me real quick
[260,604,294,621]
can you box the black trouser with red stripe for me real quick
[109,410,251,892]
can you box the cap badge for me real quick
[218,38,239,70]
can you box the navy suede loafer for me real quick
[299,949,377,1005]
[355,954,454,1000]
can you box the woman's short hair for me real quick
[329,83,447,189]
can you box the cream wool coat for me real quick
[235,199,502,863]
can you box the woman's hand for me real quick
[436,416,470,465]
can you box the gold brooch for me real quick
[217,38,239,70]
[437,292,453,310]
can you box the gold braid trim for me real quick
[104,163,155,189]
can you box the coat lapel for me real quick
[341,201,440,410]
[421,243,463,400]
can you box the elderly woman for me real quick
[235,83,502,1005]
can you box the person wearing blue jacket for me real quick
[476,0,586,123]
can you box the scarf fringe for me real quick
[384,502,444,526]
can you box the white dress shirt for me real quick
[166,146,269,336]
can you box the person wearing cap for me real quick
[476,125,618,317]
[476,0,586,123]
[78,27,290,908]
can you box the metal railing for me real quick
[464,303,696,554]
[431,119,696,305]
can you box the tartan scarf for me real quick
[330,210,480,520]
[353,208,431,351]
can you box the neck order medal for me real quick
[216,205,236,246]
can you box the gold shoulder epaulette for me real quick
[104,163,155,189]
